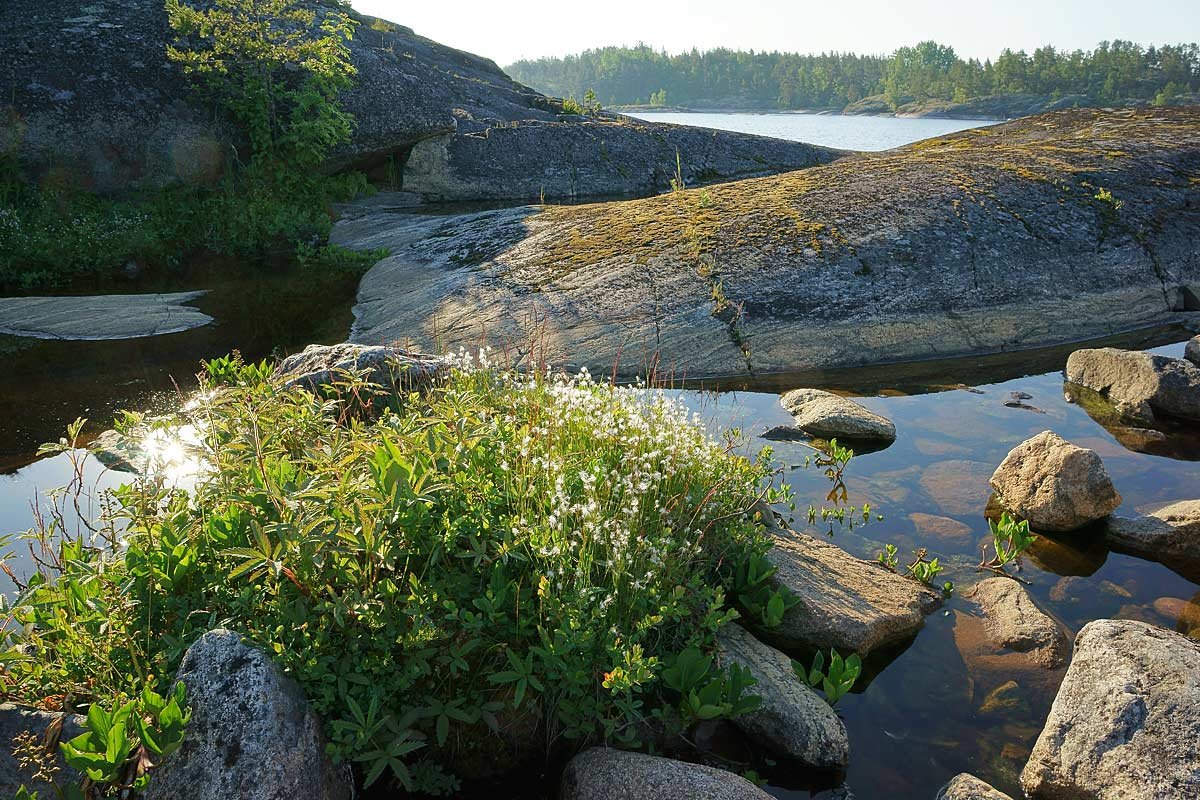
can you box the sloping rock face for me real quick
[404,119,843,202]
[341,108,1200,378]
[715,623,848,768]
[0,704,84,798]
[755,507,941,656]
[961,578,1070,669]
[1021,619,1200,800]
[1107,500,1200,581]
[988,431,1122,532]
[560,748,772,800]
[1,0,549,193]
[146,629,350,800]
[1065,347,1200,424]
[936,773,1015,800]
[778,388,896,442]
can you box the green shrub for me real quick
[3,359,791,794]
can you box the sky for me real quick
[349,0,1200,67]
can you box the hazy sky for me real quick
[350,0,1200,67]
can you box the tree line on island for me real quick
[506,40,1200,111]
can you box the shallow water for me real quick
[624,112,999,152]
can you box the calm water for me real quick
[625,112,999,151]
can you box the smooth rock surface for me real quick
[715,623,849,768]
[272,342,449,394]
[560,748,772,800]
[989,431,1121,531]
[1021,619,1200,799]
[936,773,1015,800]
[146,629,350,800]
[0,292,211,340]
[756,506,941,656]
[1106,499,1200,581]
[0,704,83,798]
[1186,335,1200,367]
[779,388,896,442]
[1065,347,1200,424]
[962,578,1070,669]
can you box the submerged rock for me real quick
[1021,619,1200,799]
[0,704,84,798]
[1065,348,1200,425]
[146,630,350,800]
[756,506,941,656]
[560,747,771,800]
[936,773,1015,800]
[1106,500,1200,581]
[919,460,995,517]
[715,623,848,768]
[909,512,974,543]
[988,431,1121,532]
[1152,595,1200,638]
[272,342,449,394]
[961,578,1070,669]
[778,388,896,443]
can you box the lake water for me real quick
[625,111,999,151]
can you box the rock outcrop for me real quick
[1065,347,1200,425]
[0,292,211,340]
[1106,500,1200,581]
[341,108,1200,378]
[777,388,896,442]
[935,773,1015,800]
[756,506,941,656]
[146,629,350,800]
[961,578,1070,669]
[715,623,849,768]
[560,748,772,800]
[988,431,1121,532]
[272,342,450,394]
[1021,619,1200,799]
[0,704,83,798]
[1186,335,1200,366]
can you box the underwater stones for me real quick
[961,579,1070,670]
[919,460,995,517]
[936,772,1015,800]
[1065,348,1200,425]
[272,342,450,395]
[909,512,974,543]
[1021,619,1200,800]
[778,388,896,443]
[756,506,940,656]
[146,630,350,800]
[1106,500,1200,581]
[559,748,772,800]
[989,431,1121,532]
[977,680,1029,716]
[1152,595,1200,637]
[715,623,849,769]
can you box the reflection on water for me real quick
[1,319,1198,799]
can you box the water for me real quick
[625,112,998,151]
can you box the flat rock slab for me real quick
[560,748,772,800]
[0,291,211,340]
[1106,499,1200,581]
[756,506,941,656]
[1021,619,1200,799]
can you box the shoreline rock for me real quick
[936,773,1015,800]
[778,388,896,442]
[560,748,772,800]
[1106,499,1200,581]
[272,342,450,394]
[1065,347,1200,425]
[0,292,211,341]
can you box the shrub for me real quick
[3,357,793,794]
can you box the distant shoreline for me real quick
[611,104,1009,122]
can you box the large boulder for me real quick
[778,388,896,442]
[960,578,1070,669]
[272,342,450,394]
[715,623,849,769]
[560,748,772,800]
[936,773,1014,800]
[1106,499,1200,581]
[1186,335,1200,367]
[756,506,941,656]
[1065,348,1200,425]
[1021,619,1200,799]
[145,629,350,800]
[0,705,83,798]
[988,431,1121,532]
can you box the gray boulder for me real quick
[936,773,1014,800]
[961,578,1070,669]
[0,704,83,798]
[560,748,771,800]
[1187,335,1200,367]
[779,388,896,442]
[1106,499,1200,581]
[988,431,1121,532]
[272,342,449,394]
[146,629,350,800]
[757,505,941,656]
[715,623,849,768]
[1021,619,1200,799]
[1065,348,1200,425]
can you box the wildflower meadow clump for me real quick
[1,354,794,795]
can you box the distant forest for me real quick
[505,41,1200,110]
